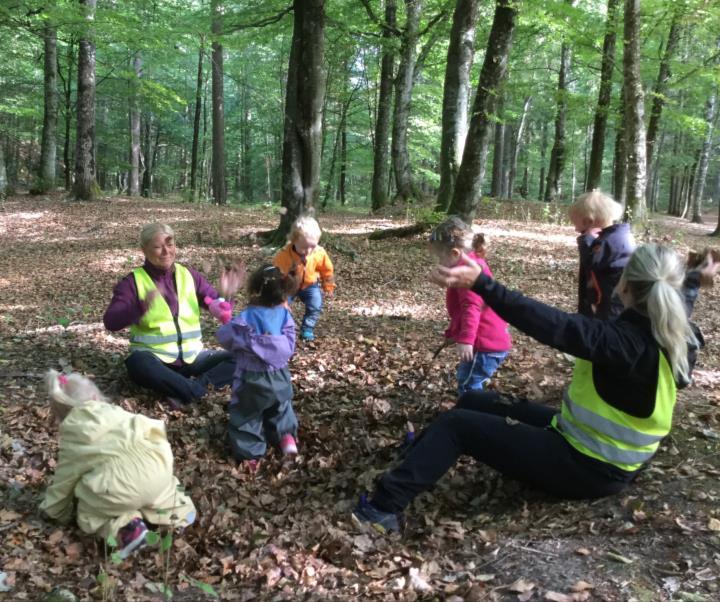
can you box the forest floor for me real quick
[1,193,720,602]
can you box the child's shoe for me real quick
[117,518,148,559]
[351,495,402,534]
[301,329,315,341]
[280,434,298,455]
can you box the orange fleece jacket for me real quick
[273,243,336,294]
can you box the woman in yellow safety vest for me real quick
[352,244,716,533]
[103,223,234,409]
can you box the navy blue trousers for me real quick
[372,391,635,514]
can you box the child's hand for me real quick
[456,343,474,363]
[205,296,232,324]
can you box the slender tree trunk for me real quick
[276,0,326,240]
[507,95,531,199]
[538,120,547,200]
[189,36,204,200]
[490,96,505,198]
[73,0,98,200]
[371,0,396,212]
[436,0,480,211]
[646,13,681,196]
[710,170,720,235]
[623,0,648,223]
[141,116,152,197]
[38,25,58,192]
[339,111,347,205]
[63,39,74,190]
[322,118,340,209]
[391,0,423,202]
[128,51,141,196]
[612,85,627,205]
[690,87,718,223]
[448,0,517,220]
[240,77,253,202]
[544,2,575,203]
[586,0,619,191]
[0,143,7,195]
[211,0,226,204]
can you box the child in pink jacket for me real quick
[430,217,511,393]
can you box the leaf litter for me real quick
[0,194,719,600]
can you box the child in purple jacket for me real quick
[430,218,512,393]
[216,264,300,468]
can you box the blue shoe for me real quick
[351,495,402,534]
[301,329,315,341]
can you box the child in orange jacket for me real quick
[273,216,335,341]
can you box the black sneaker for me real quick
[351,495,403,534]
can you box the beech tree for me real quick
[73,0,98,201]
[448,0,518,221]
[276,0,326,240]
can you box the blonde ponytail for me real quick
[619,244,696,383]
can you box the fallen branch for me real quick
[368,221,434,241]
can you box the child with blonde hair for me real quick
[40,370,196,559]
[568,190,635,319]
[273,216,335,341]
[429,217,511,393]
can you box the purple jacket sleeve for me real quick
[216,316,294,369]
[188,267,219,310]
[103,273,146,331]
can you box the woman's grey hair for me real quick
[140,223,175,248]
[618,244,696,383]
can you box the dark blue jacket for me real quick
[578,223,635,320]
[471,271,702,419]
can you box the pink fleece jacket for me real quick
[444,252,512,353]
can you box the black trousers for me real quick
[125,350,234,405]
[372,391,635,514]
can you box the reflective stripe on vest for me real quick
[129,265,203,364]
[552,353,676,472]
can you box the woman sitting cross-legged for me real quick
[103,223,235,409]
[352,244,716,533]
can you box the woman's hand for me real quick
[430,252,483,289]
[219,259,247,299]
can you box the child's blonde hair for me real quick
[430,216,485,254]
[569,190,623,228]
[289,216,322,243]
[45,369,106,419]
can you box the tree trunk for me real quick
[448,0,517,221]
[646,13,681,195]
[391,0,423,202]
[141,116,152,197]
[276,0,326,240]
[490,96,505,198]
[240,78,253,203]
[63,39,74,191]
[710,170,720,235]
[507,95,531,199]
[128,51,141,196]
[190,36,204,200]
[612,84,627,205]
[370,0,396,212]
[586,0,618,191]
[690,87,718,223]
[436,0,480,211]
[73,0,98,200]
[0,143,7,195]
[38,25,58,193]
[211,0,226,205]
[339,110,347,205]
[622,0,648,223]
[538,120,547,200]
[544,1,575,203]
